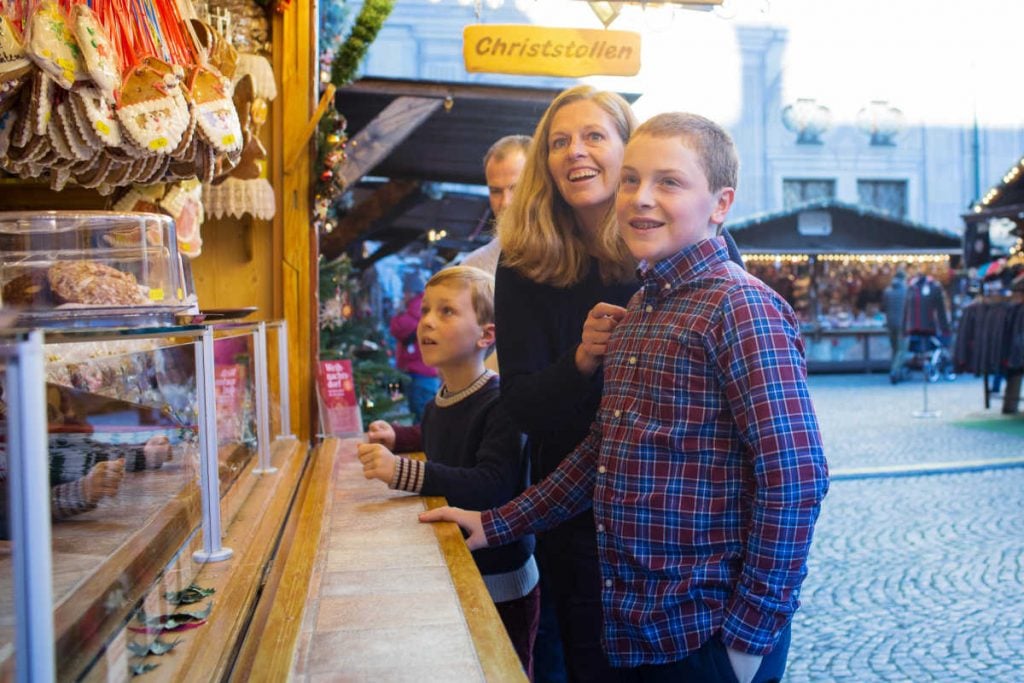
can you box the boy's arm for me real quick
[482,419,602,545]
[714,285,829,655]
[414,404,525,510]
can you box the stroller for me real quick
[891,334,956,384]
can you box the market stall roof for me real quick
[727,199,962,253]
[963,154,1024,224]
[322,78,639,262]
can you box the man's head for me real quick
[483,135,530,217]
[417,266,497,371]
[616,112,738,266]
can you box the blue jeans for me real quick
[618,625,791,683]
[406,373,440,423]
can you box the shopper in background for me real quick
[882,268,908,380]
[390,271,440,423]
[461,134,531,274]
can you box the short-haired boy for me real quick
[357,266,540,678]
[422,114,829,683]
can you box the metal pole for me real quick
[193,326,232,563]
[272,321,294,440]
[252,323,276,474]
[6,330,55,682]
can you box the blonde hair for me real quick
[633,112,739,193]
[426,266,495,326]
[497,85,638,287]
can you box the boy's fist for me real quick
[356,442,397,484]
[366,420,396,449]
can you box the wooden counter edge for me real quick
[421,488,528,683]
[231,437,340,682]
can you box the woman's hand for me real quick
[419,506,489,550]
[366,420,396,449]
[575,302,628,376]
[356,442,397,484]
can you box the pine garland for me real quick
[330,0,395,88]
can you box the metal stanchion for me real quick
[913,360,940,419]
[5,330,56,682]
[271,320,294,440]
[193,326,233,563]
[252,322,277,474]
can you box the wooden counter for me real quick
[240,437,526,682]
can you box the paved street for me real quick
[785,373,1024,682]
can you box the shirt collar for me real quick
[638,236,729,294]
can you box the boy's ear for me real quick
[711,187,735,226]
[478,322,496,349]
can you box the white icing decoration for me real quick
[194,97,242,153]
[117,95,189,155]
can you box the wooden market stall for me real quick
[727,199,962,372]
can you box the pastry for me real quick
[2,270,53,306]
[48,261,148,306]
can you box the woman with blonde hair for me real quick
[493,84,638,682]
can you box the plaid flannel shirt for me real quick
[484,237,829,667]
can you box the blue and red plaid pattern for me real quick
[484,237,829,667]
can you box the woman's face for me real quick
[546,99,625,222]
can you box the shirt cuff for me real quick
[389,456,424,494]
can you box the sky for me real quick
[509,0,1024,129]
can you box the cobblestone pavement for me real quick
[785,373,1024,682]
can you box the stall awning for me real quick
[963,155,1024,224]
[322,78,639,262]
[727,199,961,253]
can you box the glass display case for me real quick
[0,211,195,328]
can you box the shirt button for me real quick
[663,283,671,290]
[645,304,653,313]
[613,409,621,418]
[597,523,605,533]
[598,465,607,474]
[628,356,637,365]
[605,579,613,588]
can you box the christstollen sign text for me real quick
[463,25,641,78]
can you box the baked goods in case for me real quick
[3,269,52,305]
[47,261,148,306]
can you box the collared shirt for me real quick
[484,236,829,667]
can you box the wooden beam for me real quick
[337,95,444,190]
[320,179,424,260]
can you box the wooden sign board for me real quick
[464,25,641,78]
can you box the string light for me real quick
[745,253,949,264]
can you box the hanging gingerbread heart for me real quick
[116,60,190,154]
[187,65,242,156]
[27,1,87,90]
[72,4,122,105]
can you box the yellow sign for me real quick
[463,25,640,78]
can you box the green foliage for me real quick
[330,0,395,88]
[320,255,409,427]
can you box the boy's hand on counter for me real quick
[366,420,396,450]
[575,302,628,377]
[419,506,488,550]
[357,443,397,484]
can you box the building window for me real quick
[857,179,907,218]
[783,179,835,209]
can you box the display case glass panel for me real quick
[0,331,203,680]
[213,329,257,492]
[0,211,194,326]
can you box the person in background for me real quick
[390,272,440,423]
[882,268,908,381]
[359,266,539,678]
[461,134,531,275]
[423,111,828,683]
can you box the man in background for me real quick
[460,134,530,274]
[882,268,908,381]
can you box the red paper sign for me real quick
[215,363,247,444]
[317,359,363,436]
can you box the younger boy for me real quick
[357,266,540,678]
[421,114,829,683]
